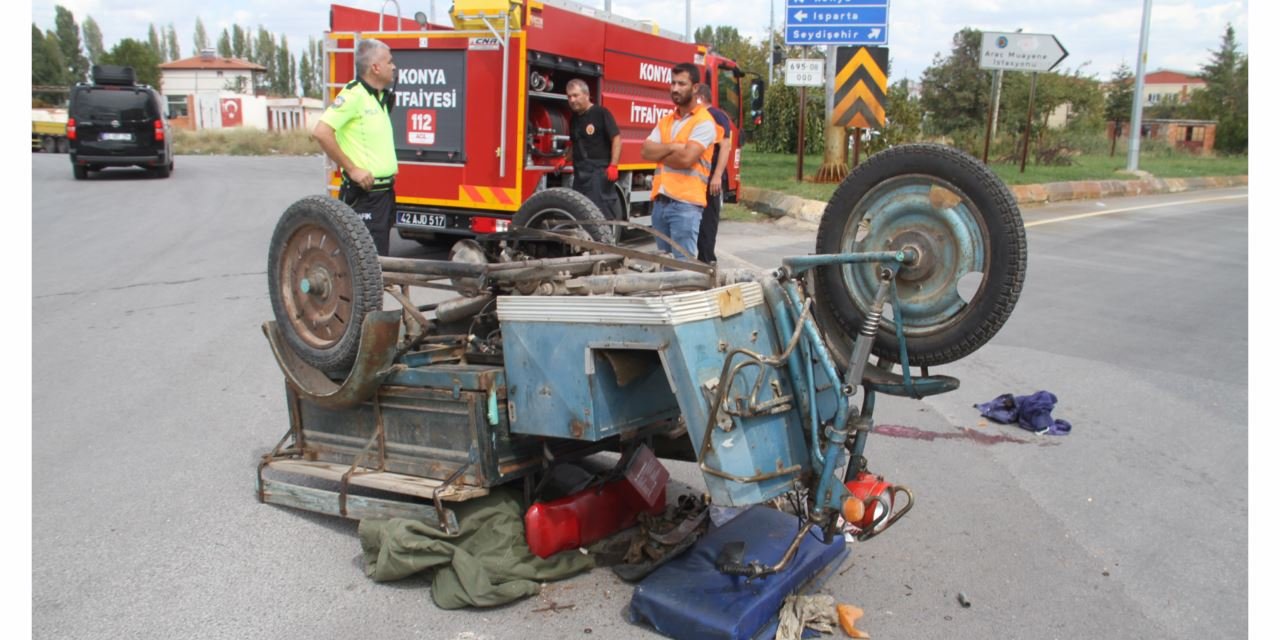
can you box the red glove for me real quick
[606,164,619,182]
[552,156,568,174]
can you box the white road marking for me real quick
[1025,193,1248,228]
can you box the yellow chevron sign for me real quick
[831,46,889,129]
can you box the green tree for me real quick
[1104,61,1134,123]
[193,17,210,54]
[1188,24,1247,153]
[865,79,924,154]
[255,27,277,93]
[217,29,232,58]
[82,16,104,64]
[147,24,163,61]
[275,36,295,95]
[302,37,324,98]
[753,81,824,154]
[166,23,180,61]
[232,24,249,59]
[919,28,989,135]
[299,52,313,98]
[32,25,69,103]
[100,38,161,87]
[55,5,89,82]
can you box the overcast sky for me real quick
[31,0,1250,82]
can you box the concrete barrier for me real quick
[738,175,1247,223]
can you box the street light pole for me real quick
[768,0,775,82]
[1127,0,1154,172]
[686,0,692,42]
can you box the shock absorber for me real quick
[841,266,896,392]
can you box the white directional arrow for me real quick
[868,27,881,39]
[793,10,808,21]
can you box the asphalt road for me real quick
[31,154,1248,639]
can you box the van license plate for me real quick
[397,212,446,228]
[101,133,133,141]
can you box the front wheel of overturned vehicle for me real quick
[812,143,1027,368]
[268,195,384,373]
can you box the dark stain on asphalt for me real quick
[874,424,1059,446]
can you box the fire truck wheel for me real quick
[812,143,1027,367]
[268,195,384,373]
[513,187,616,246]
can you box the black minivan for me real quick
[68,65,174,180]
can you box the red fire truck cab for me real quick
[326,0,746,248]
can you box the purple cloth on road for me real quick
[975,391,1072,436]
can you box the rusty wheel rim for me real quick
[277,222,356,350]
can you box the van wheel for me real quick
[268,196,384,373]
[153,162,171,178]
[73,165,88,180]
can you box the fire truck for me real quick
[324,0,756,248]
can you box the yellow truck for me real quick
[32,108,69,153]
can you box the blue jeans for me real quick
[652,196,702,261]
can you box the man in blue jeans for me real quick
[641,62,717,261]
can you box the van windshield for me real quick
[72,88,155,122]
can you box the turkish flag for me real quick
[220,98,243,127]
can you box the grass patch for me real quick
[722,202,765,222]
[740,147,1248,200]
[173,128,320,156]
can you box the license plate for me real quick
[101,132,132,141]
[397,211,447,228]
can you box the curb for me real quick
[739,174,1248,223]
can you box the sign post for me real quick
[785,0,889,182]
[979,31,1066,171]
[785,57,825,182]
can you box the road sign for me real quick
[830,46,888,129]
[785,0,889,46]
[785,59,825,87]
[979,32,1068,73]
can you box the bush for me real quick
[754,82,825,154]
[173,128,320,156]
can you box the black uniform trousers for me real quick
[571,159,620,220]
[340,178,395,256]
[697,187,722,264]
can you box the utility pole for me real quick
[768,0,775,82]
[686,0,692,42]
[1127,0,1154,172]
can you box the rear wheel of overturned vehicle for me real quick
[812,143,1027,368]
[268,195,384,373]
[512,187,615,258]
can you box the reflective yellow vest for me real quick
[651,106,715,207]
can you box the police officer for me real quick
[312,39,398,256]
[694,83,732,264]
[563,79,622,221]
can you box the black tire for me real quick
[42,137,56,153]
[513,187,616,245]
[56,138,69,154]
[812,143,1026,367]
[268,196,384,373]
[153,161,171,179]
[72,164,88,180]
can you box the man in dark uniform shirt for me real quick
[695,83,733,264]
[563,79,622,224]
